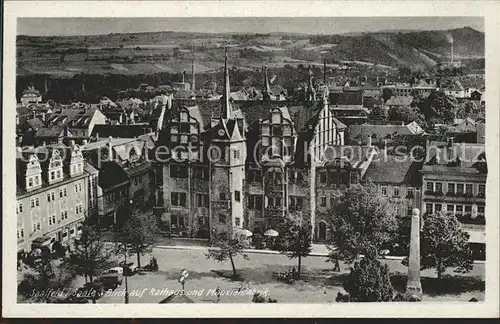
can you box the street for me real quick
[73,247,486,303]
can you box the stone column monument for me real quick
[405,208,423,298]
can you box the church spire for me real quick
[262,66,272,102]
[221,46,231,120]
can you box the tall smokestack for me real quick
[323,58,327,84]
[451,42,454,65]
[191,60,195,91]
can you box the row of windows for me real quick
[49,169,63,182]
[27,175,41,189]
[71,163,84,175]
[171,192,187,207]
[247,195,263,210]
[32,221,41,232]
[196,194,209,208]
[105,188,128,203]
[24,183,83,210]
[133,175,144,186]
[426,181,485,196]
[261,124,293,137]
[216,213,240,226]
[425,203,485,215]
[171,123,199,134]
[17,229,25,240]
[171,190,240,207]
[170,134,199,144]
[380,186,415,198]
[319,171,359,185]
[170,165,210,180]
[248,170,306,184]
[75,183,83,192]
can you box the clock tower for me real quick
[206,47,247,237]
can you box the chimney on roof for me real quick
[96,133,99,141]
[32,111,36,119]
[367,135,373,147]
[70,140,75,147]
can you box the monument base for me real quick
[405,284,423,299]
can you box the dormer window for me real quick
[48,149,64,184]
[25,154,42,191]
[69,145,84,177]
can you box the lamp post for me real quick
[179,269,189,295]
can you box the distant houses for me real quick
[347,121,425,146]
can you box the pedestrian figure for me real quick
[291,267,297,279]
[215,286,221,303]
[334,258,341,272]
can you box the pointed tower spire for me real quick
[263,66,272,102]
[221,46,231,120]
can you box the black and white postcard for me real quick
[2,0,499,318]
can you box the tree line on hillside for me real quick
[371,89,485,131]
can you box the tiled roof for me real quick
[348,122,424,141]
[46,107,99,128]
[35,126,66,138]
[26,118,45,129]
[91,124,154,139]
[443,80,465,91]
[16,106,31,117]
[322,145,376,169]
[422,141,486,174]
[365,154,423,186]
[97,161,130,190]
[385,96,413,106]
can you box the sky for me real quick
[17,17,484,36]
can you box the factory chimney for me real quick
[451,42,454,65]
[191,60,196,91]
